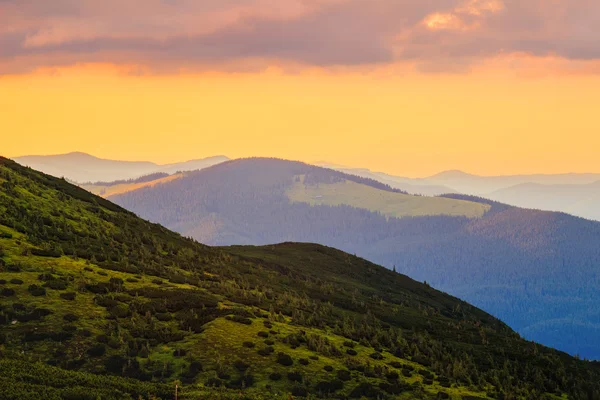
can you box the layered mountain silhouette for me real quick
[14,152,229,183]
[4,156,600,398]
[110,158,600,359]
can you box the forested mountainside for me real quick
[1,158,600,399]
[111,158,600,360]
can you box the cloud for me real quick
[1,0,599,74]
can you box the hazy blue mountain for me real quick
[110,158,600,359]
[13,152,229,183]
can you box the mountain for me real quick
[110,158,600,360]
[316,163,455,196]
[426,170,600,196]
[13,152,229,183]
[486,181,600,221]
[2,157,600,399]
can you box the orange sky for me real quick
[2,0,600,177]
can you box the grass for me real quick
[286,176,490,219]
[82,173,184,198]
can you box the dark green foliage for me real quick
[27,284,46,296]
[268,372,282,381]
[87,344,106,357]
[323,365,334,372]
[9,279,23,285]
[298,358,309,366]
[369,352,383,360]
[233,360,250,372]
[257,346,274,356]
[242,341,255,348]
[264,339,275,345]
[315,379,344,395]
[228,315,252,325]
[1,288,15,296]
[287,371,302,382]
[346,349,357,356]
[257,331,269,338]
[276,352,293,366]
[62,313,79,322]
[337,370,352,381]
[44,279,68,290]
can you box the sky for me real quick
[2,0,600,177]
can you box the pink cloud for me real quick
[1,0,599,74]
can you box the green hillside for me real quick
[1,157,600,399]
[286,176,489,219]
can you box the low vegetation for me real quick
[1,157,600,399]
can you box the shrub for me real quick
[343,341,355,348]
[346,349,358,356]
[0,279,6,284]
[337,370,352,381]
[386,371,399,381]
[369,352,384,360]
[126,277,139,283]
[63,313,79,322]
[242,341,255,348]
[27,284,46,296]
[277,352,293,366]
[257,331,269,338]
[173,349,188,357]
[299,358,309,366]
[269,373,282,381]
[309,355,319,360]
[60,292,76,301]
[228,315,252,325]
[263,321,273,329]
[44,279,68,290]
[151,279,163,285]
[264,339,275,346]
[401,369,412,377]
[156,313,172,322]
[205,378,222,387]
[110,304,130,318]
[108,339,121,349]
[87,344,106,357]
[388,361,403,369]
[257,346,275,356]
[97,271,108,277]
[287,371,303,382]
[292,386,308,397]
[234,360,250,372]
[9,278,23,285]
[323,365,334,372]
[437,392,450,399]
[0,288,15,296]
[315,379,344,395]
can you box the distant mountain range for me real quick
[14,152,229,183]
[109,158,600,359]
[324,165,600,221]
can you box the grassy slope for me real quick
[82,173,184,197]
[286,176,490,219]
[1,157,599,399]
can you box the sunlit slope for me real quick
[287,176,490,219]
[3,156,600,399]
[82,173,184,197]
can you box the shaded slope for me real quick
[111,158,600,359]
[2,157,600,398]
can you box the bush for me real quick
[257,346,275,356]
[269,372,282,381]
[63,313,79,322]
[388,361,403,368]
[337,370,352,381]
[0,279,6,284]
[27,284,46,296]
[0,288,15,296]
[401,369,412,377]
[292,386,308,397]
[309,355,319,360]
[155,313,172,322]
[173,349,188,357]
[263,321,273,329]
[369,352,384,360]
[287,371,303,382]
[343,341,355,348]
[87,344,106,357]
[346,349,358,356]
[264,339,275,346]
[44,279,68,290]
[205,378,222,387]
[151,279,163,285]
[324,365,334,372]
[257,331,269,338]
[126,277,139,283]
[60,292,77,301]
[9,278,23,285]
[110,304,130,318]
[277,352,294,366]
[386,371,399,381]
[234,360,250,372]
[242,341,255,348]
[299,358,309,366]
[315,379,344,395]
[228,315,252,325]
